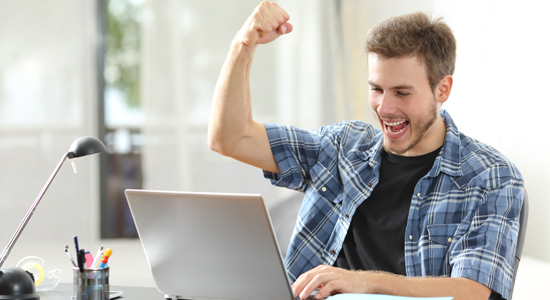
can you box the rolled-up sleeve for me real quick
[262,124,322,191]
[449,180,524,300]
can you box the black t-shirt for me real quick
[334,147,441,275]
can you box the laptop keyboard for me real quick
[295,296,317,300]
[295,292,327,300]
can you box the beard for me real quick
[382,97,439,155]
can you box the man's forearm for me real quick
[361,271,491,300]
[293,266,492,300]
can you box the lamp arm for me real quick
[0,152,69,268]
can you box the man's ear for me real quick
[435,75,453,104]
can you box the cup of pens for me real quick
[72,267,110,300]
[66,236,113,300]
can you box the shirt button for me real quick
[330,250,336,255]
[321,187,327,192]
[417,192,421,197]
[345,214,349,219]
[408,235,413,240]
[367,182,372,188]
[448,237,453,243]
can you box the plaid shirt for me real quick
[263,110,523,300]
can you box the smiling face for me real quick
[368,53,451,156]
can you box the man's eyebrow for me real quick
[367,80,379,87]
[391,84,414,90]
[367,81,414,90]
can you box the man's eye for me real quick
[397,92,410,96]
[370,88,382,92]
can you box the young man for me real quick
[208,2,523,300]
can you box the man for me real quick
[208,2,523,300]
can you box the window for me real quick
[99,0,144,238]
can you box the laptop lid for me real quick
[125,189,294,300]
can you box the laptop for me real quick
[125,189,298,300]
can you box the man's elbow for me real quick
[208,134,233,156]
[207,134,223,154]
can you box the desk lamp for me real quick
[0,136,106,300]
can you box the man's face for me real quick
[368,53,444,156]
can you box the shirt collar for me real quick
[429,109,463,178]
[351,132,384,168]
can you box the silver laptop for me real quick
[125,189,296,300]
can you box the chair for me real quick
[510,188,529,298]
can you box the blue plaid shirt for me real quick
[263,110,523,300]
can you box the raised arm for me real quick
[208,1,293,173]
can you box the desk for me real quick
[39,283,163,300]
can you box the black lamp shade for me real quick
[68,136,106,159]
[0,267,39,300]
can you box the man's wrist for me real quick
[358,270,400,295]
[230,37,257,55]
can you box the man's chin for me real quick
[383,141,405,155]
[382,137,413,155]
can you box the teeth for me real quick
[383,120,406,126]
[383,120,408,134]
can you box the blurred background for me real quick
[0,0,548,298]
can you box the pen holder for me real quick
[72,267,109,300]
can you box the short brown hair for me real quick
[365,12,456,91]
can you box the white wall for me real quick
[0,0,101,266]
[430,0,550,262]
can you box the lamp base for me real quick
[0,267,40,300]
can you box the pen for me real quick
[63,247,77,267]
[97,249,112,269]
[77,249,85,272]
[91,246,104,268]
[95,248,112,268]
[73,236,80,260]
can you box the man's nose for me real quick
[376,92,397,117]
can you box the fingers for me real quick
[258,5,280,32]
[292,266,369,299]
[293,265,338,299]
[316,279,347,299]
[266,2,289,25]
[238,1,292,46]
[279,22,293,35]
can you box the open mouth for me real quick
[384,120,410,135]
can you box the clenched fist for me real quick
[237,1,293,46]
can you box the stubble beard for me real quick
[382,98,439,156]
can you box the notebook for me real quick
[125,189,296,300]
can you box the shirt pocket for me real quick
[310,162,343,204]
[427,224,459,245]
[426,223,459,275]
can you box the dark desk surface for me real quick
[39,283,163,300]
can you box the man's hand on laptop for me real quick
[292,265,374,300]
